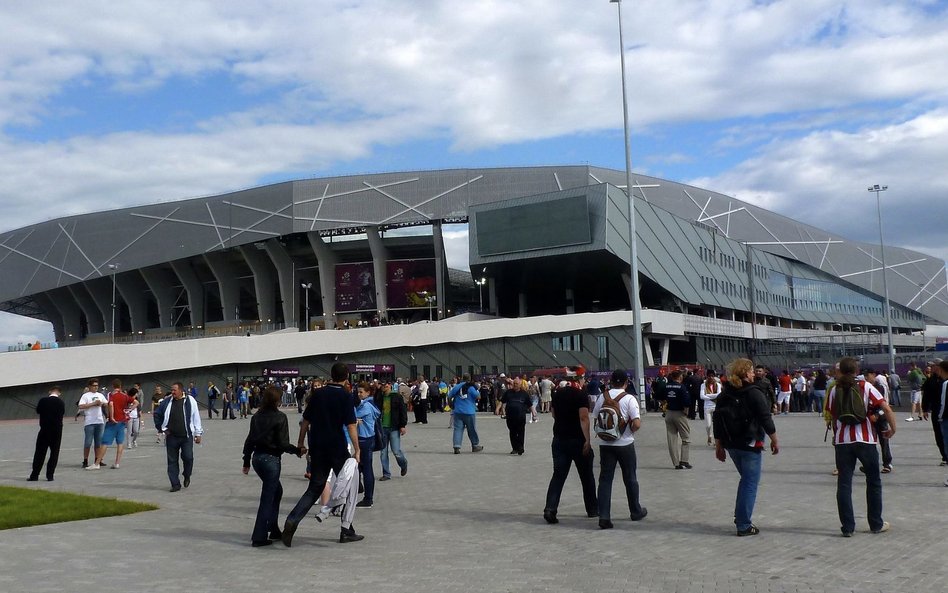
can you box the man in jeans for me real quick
[590,369,647,529]
[374,383,409,481]
[543,377,597,524]
[447,374,483,454]
[829,356,896,537]
[156,382,203,491]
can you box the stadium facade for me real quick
[0,165,945,417]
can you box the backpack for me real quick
[834,381,867,426]
[713,389,751,444]
[594,391,628,442]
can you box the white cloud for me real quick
[0,312,54,347]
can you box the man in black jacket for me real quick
[657,370,692,469]
[30,385,66,481]
[374,382,409,480]
[921,358,947,466]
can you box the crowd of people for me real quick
[26,355,948,545]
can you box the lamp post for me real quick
[107,263,119,344]
[868,184,895,373]
[611,0,646,405]
[476,277,486,312]
[301,283,312,331]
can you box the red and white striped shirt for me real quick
[828,380,885,445]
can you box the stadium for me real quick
[1,165,945,417]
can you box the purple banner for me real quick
[336,262,377,312]
[386,259,436,309]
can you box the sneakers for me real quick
[400,466,408,477]
[281,520,298,547]
[111,464,120,469]
[356,499,373,508]
[339,526,364,544]
[453,448,460,455]
[940,460,947,467]
[598,519,614,530]
[378,475,392,481]
[471,445,484,453]
[881,465,892,474]
[183,476,190,488]
[251,540,273,547]
[905,417,915,422]
[943,477,948,487]
[870,521,891,534]
[677,462,693,470]
[736,525,760,536]
[543,509,558,524]
[82,459,88,469]
[85,463,101,470]
[314,508,330,523]
[629,507,648,521]
[841,531,853,538]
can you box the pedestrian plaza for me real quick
[1,410,946,593]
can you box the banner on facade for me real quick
[386,258,436,309]
[336,262,377,312]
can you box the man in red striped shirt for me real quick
[828,357,896,537]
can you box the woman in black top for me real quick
[242,385,302,547]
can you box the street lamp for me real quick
[107,263,119,344]
[301,283,312,331]
[421,291,435,322]
[868,184,895,373]
[475,277,487,312]
[611,0,646,405]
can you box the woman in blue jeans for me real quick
[355,382,381,507]
[712,358,779,536]
[242,385,302,547]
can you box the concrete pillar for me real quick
[565,288,575,315]
[660,338,671,366]
[44,287,82,340]
[308,232,338,326]
[31,292,64,343]
[238,245,277,323]
[263,239,295,327]
[85,276,114,334]
[366,225,389,316]
[140,266,180,328]
[170,259,205,328]
[432,222,446,320]
[204,251,240,322]
[114,271,150,332]
[518,292,527,317]
[68,283,105,334]
[488,278,497,315]
[644,337,655,366]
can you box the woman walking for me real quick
[700,371,721,446]
[242,385,302,547]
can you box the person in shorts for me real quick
[102,378,133,469]
[78,379,107,469]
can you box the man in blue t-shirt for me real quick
[447,374,483,454]
[282,362,363,546]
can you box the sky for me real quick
[2,0,948,346]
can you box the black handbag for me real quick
[372,418,384,452]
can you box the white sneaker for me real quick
[314,508,330,523]
[905,417,914,422]
[85,463,100,470]
[943,477,948,487]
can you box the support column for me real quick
[263,239,295,328]
[565,288,575,315]
[44,287,82,340]
[68,283,105,334]
[644,337,655,366]
[140,266,179,329]
[114,271,150,332]
[366,225,389,317]
[31,293,64,343]
[204,252,240,322]
[660,338,671,366]
[308,232,338,327]
[239,245,277,323]
[170,259,205,328]
[488,278,497,315]
[85,276,114,334]
[432,222,446,320]
[518,292,527,317]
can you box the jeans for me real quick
[934,416,948,463]
[506,415,526,452]
[452,413,479,448]
[835,442,883,534]
[286,451,349,526]
[810,390,825,413]
[251,453,283,543]
[207,398,218,418]
[940,419,948,462]
[357,437,375,503]
[165,434,194,488]
[544,436,597,515]
[597,443,644,521]
[380,427,408,478]
[83,423,104,449]
[890,387,901,407]
[727,448,762,531]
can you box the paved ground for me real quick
[1,409,946,593]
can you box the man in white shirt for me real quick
[78,378,108,469]
[412,375,429,424]
[591,369,647,529]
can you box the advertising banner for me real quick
[336,262,377,312]
[349,364,395,373]
[386,259,436,309]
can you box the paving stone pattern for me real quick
[1,410,946,593]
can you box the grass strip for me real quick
[0,485,158,530]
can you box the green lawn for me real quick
[0,485,158,530]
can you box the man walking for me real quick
[206,381,221,418]
[543,377,597,524]
[922,358,948,466]
[29,385,65,481]
[828,357,896,537]
[282,362,364,546]
[156,382,203,492]
[906,362,925,422]
[447,374,483,454]
[656,369,692,469]
[591,369,646,529]
[78,379,107,469]
[375,382,409,481]
[102,379,132,469]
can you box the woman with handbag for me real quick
[242,385,302,547]
[355,382,381,508]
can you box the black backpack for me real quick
[714,389,751,444]
[834,381,867,426]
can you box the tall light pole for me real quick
[868,184,895,373]
[107,263,119,344]
[301,283,312,331]
[476,277,486,311]
[611,0,646,405]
